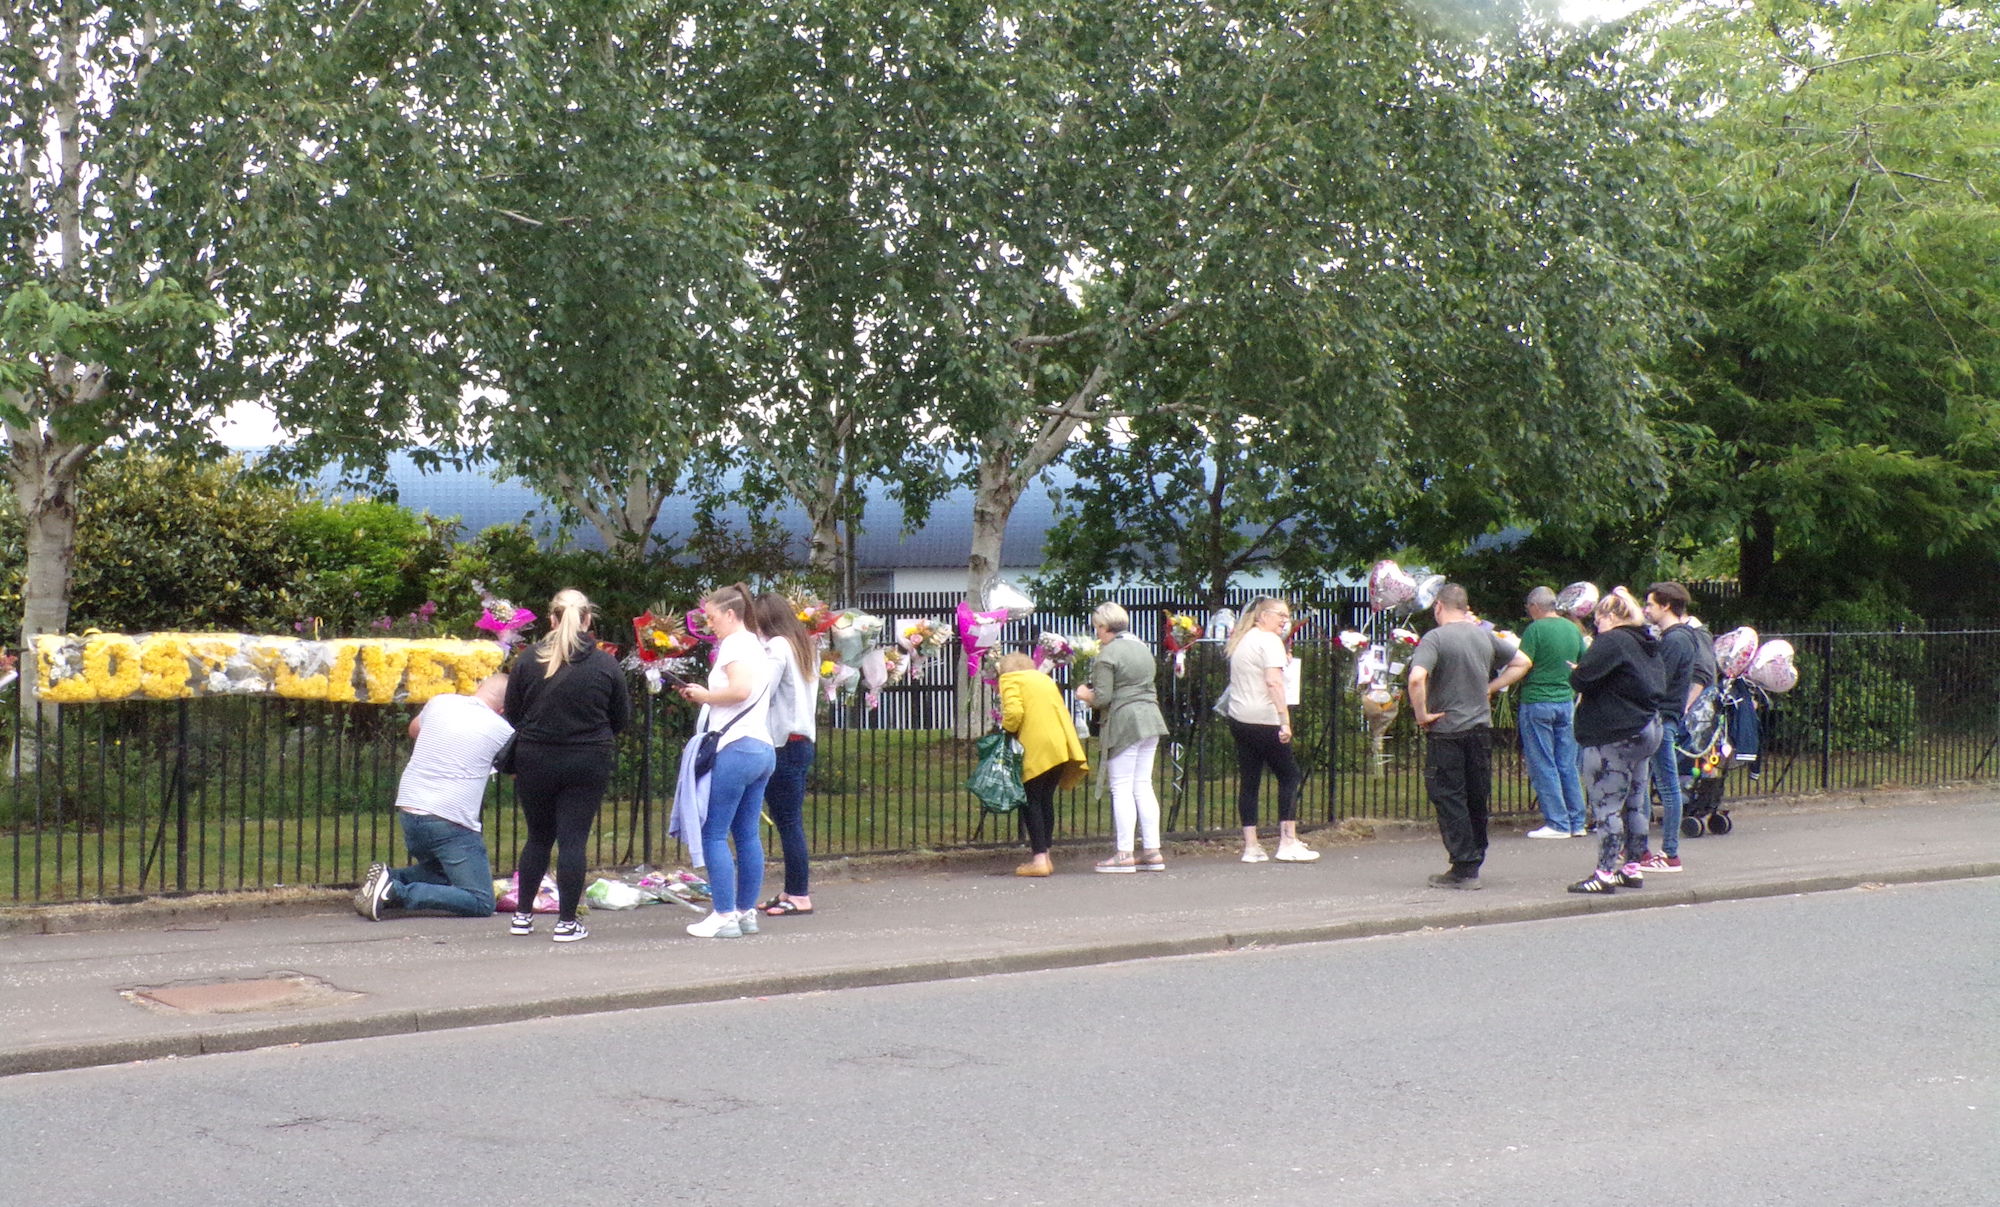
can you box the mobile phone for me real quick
[658,665,693,687]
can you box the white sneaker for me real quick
[1274,840,1320,862]
[735,909,760,935]
[1525,825,1570,839]
[687,911,742,939]
[1241,846,1271,863]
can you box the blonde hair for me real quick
[995,651,1036,675]
[538,588,594,677]
[1594,586,1645,629]
[1090,602,1130,633]
[1225,597,1288,658]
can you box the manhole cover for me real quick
[124,973,361,1015]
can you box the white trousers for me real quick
[1107,736,1162,852]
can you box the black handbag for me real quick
[492,734,518,774]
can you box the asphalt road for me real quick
[3,879,1994,1207]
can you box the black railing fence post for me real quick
[1818,633,1836,793]
[175,698,191,893]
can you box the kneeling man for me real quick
[355,673,512,919]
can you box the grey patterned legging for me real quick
[1581,716,1663,873]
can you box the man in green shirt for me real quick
[1516,586,1588,837]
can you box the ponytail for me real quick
[538,588,594,677]
[702,582,761,635]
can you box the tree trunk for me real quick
[957,437,1030,735]
[807,466,844,590]
[1739,506,1776,604]
[5,419,91,771]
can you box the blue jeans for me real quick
[765,738,816,897]
[389,811,495,917]
[702,738,775,914]
[1519,700,1586,832]
[1653,716,1687,857]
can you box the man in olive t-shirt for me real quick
[1516,587,1588,838]
[1408,584,1530,888]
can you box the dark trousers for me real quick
[512,741,613,922]
[766,738,816,896]
[1229,718,1302,827]
[1425,727,1492,876]
[1020,766,1063,855]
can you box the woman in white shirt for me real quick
[1223,597,1316,863]
[676,582,775,938]
[753,592,819,916]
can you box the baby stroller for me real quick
[1667,675,1773,837]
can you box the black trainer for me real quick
[1427,872,1482,891]
[1568,872,1617,894]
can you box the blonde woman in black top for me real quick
[503,589,630,942]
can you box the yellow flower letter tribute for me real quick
[33,634,504,705]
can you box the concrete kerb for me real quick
[6,856,1993,1079]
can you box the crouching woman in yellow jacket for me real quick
[997,652,1090,877]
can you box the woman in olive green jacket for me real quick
[1076,602,1171,872]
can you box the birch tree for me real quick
[1,1,516,667]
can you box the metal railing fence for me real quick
[6,604,1998,906]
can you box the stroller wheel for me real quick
[1681,815,1707,839]
[1708,812,1733,835]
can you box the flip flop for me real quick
[762,897,814,916]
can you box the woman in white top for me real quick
[753,592,819,916]
[676,582,775,938]
[1223,596,1317,863]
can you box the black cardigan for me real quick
[1569,626,1666,747]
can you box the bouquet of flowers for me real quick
[473,585,537,651]
[894,617,950,681]
[0,649,17,695]
[683,607,717,646]
[1032,630,1077,671]
[795,598,838,638]
[632,606,702,663]
[1069,635,1101,683]
[1344,625,1422,776]
[956,602,1009,684]
[826,609,882,669]
[1161,611,1203,677]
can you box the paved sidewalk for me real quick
[2,788,1994,1077]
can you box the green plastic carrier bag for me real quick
[965,730,1026,813]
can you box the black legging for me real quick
[512,741,613,922]
[1229,718,1302,827]
[1020,766,1064,855]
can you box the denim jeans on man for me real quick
[702,737,776,914]
[1653,716,1687,858]
[1519,699,1587,833]
[389,811,496,916]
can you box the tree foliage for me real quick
[1021,2,1692,604]
[463,3,774,557]
[1643,0,2000,620]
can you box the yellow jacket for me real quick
[999,669,1089,789]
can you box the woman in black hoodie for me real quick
[1567,587,1665,894]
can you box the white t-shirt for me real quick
[1225,628,1290,725]
[396,694,514,831]
[708,629,774,749]
[764,635,817,744]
